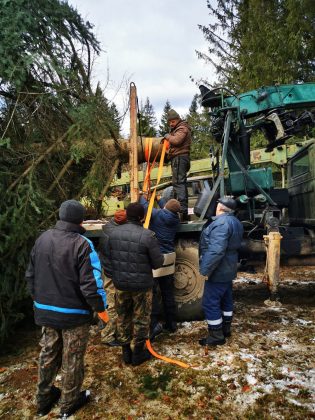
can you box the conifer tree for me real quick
[158,100,172,136]
[137,97,157,137]
[197,0,315,90]
[186,95,214,159]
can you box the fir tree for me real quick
[137,97,157,137]
[186,95,214,159]
[197,0,315,90]
[159,100,172,136]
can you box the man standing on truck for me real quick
[105,202,164,366]
[163,109,191,221]
[25,199,107,418]
[198,197,243,346]
[98,209,127,347]
[139,194,180,338]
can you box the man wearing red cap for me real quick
[98,209,127,346]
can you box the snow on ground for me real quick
[0,266,314,419]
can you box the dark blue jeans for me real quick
[171,155,190,214]
[151,274,177,328]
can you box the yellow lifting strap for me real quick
[143,139,168,229]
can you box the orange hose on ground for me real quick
[146,339,190,369]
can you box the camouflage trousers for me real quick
[37,323,89,412]
[101,276,118,343]
[116,289,152,346]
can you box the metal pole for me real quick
[220,110,232,197]
[199,110,232,221]
[129,83,138,202]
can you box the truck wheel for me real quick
[174,238,206,321]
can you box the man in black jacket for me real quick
[105,202,164,366]
[25,200,107,418]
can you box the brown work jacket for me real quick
[167,120,191,158]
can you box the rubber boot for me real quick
[60,390,91,418]
[150,323,163,342]
[132,342,151,366]
[37,385,61,416]
[163,321,177,333]
[199,328,226,346]
[122,344,133,365]
[222,321,232,337]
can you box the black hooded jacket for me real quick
[25,220,107,329]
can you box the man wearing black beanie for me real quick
[26,199,107,418]
[103,202,164,366]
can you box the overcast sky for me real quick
[69,0,215,135]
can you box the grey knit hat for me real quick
[167,109,180,121]
[59,199,86,224]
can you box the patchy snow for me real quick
[1,266,314,418]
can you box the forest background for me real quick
[0,0,314,347]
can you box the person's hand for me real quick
[98,310,109,323]
[156,194,162,201]
[163,134,170,140]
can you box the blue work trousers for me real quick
[202,281,233,330]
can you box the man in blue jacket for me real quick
[25,200,107,418]
[139,195,180,337]
[199,197,243,346]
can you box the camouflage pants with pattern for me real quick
[101,276,118,343]
[116,289,152,346]
[37,323,89,412]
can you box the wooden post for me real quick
[263,231,282,298]
[129,83,138,202]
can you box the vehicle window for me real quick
[291,151,309,177]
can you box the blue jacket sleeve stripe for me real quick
[34,301,90,315]
[81,236,107,308]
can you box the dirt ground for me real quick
[0,266,314,419]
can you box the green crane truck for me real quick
[84,82,315,320]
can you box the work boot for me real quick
[222,321,232,337]
[132,342,151,366]
[60,390,91,419]
[122,344,133,365]
[199,328,226,346]
[163,321,177,333]
[150,323,163,341]
[102,339,121,347]
[37,385,61,416]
